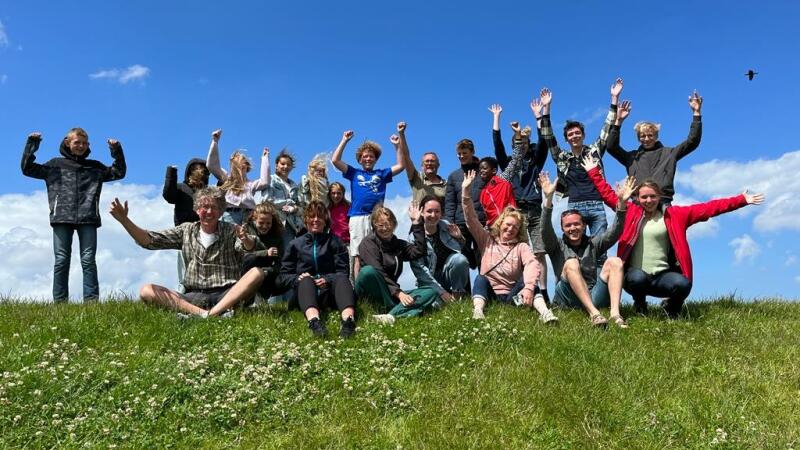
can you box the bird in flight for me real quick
[745,69,758,81]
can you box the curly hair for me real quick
[193,186,227,211]
[563,121,585,140]
[306,154,329,205]
[634,121,661,140]
[489,206,527,243]
[275,148,296,169]
[304,200,331,228]
[356,141,382,163]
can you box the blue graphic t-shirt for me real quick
[344,166,393,217]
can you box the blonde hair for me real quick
[220,150,251,195]
[634,121,661,140]
[369,204,396,230]
[489,206,527,242]
[356,141,382,163]
[65,127,89,141]
[249,200,284,237]
[306,154,329,204]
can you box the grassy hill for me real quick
[0,299,798,449]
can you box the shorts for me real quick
[348,215,372,256]
[183,285,233,309]
[518,202,545,254]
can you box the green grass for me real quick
[1,298,798,449]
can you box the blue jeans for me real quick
[435,253,470,293]
[176,252,186,294]
[52,224,99,303]
[472,274,525,304]
[569,200,608,265]
[624,268,692,315]
[554,276,610,309]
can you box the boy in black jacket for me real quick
[21,128,126,302]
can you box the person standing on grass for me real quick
[109,186,267,318]
[490,100,552,303]
[331,127,405,280]
[605,91,703,206]
[206,129,270,224]
[356,203,441,325]
[444,138,485,269]
[278,201,356,338]
[398,121,447,203]
[265,149,304,239]
[539,172,633,328]
[539,80,623,258]
[461,170,557,323]
[162,158,210,293]
[582,155,765,318]
[409,195,470,304]
[21,128,126,303]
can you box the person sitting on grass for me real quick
[539,172,633,328]
[461,170,557,323]
[409,195,470,304]
[278,201,356,338]
[331,128,405,280]
[109,186,267,318]
[582,155,765,318]
[242,200,287,305]
[356,203,441,325]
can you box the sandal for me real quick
[609,314,629,329]
[590,313,608,328]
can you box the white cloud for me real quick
[0,183,175,302]
[729,234,760,264]
[0,20,9,48]
[795,275,800,285]
[675,150,800,232]
[89,64,150,84]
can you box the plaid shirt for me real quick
[142,221,262,290]
[540,105,617,195]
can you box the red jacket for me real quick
[587,167,748,281]
[480,176,517,226]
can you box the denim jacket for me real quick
[409,220,464,294]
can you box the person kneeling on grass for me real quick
[109,186,267,318]
[356,203,441,325]
[278,201,356,338]
[461,170,557,323]
[539,172,633,328]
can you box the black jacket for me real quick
[444,157,486,225]
[162,159,209,226]
[357,223,426,297]
[278,231,349,289]
[21,136,126,227]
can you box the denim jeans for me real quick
[624,268,692,315]
[553,276,610,309]
[569,200,608,266]
[471,274,525,304]
[52,224,99,302]
[434,253,470,293]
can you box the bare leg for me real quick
[341,306,355,320]
[139,284,206,315]
[353,257,361,281]
[561,259,601,317]
[535,253,548,291]
[600,257,625,318]
[208,268,265,316]
[305,307,320,321]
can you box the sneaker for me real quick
[539,309,559,325]
[339,317,356,338]
[219,309,235,319]
[634,299,648,316]
[372,314,396,325]
[472,308,485,320]
[308,318,328,337]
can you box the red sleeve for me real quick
[678,194,749,226]
[587,167,617,209]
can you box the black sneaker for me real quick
[308,318,328,337]
[634,298,648,316]
[339,317,356,338]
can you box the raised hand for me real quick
[743,190,765,205]
[615,176,637,203]
[447,223,463,240]
[462,170,476,190]
[390,134,401,146]
[263,147,270,158]
[538,172,557,198]
[107,139,119,147]
[488,104,503,116]
[530,98,544,118]
[610,78,624,99]
[618,100,632,122]
[28,132,42,141]
[342,130,354,141]
[408,200,422,224]
[109,198,129,222]
[540,88,552,107]
[688,90,703,114]
[510,121,521,138]
[211,129,222,142]
[397,121,407,134]
[580,153,598,173]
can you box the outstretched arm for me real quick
[109,198,153,246]
[461,170,490,247]
[331,130,353,174]
[21,133,48,180]
[538,172,561,253]
[683,191,763,226]
[581,154,618,209]
[490,104,509,170]
[162,165,179,203]
[593,78,622,155]
[251,147,271,192]
[538,89,564,164]
[206,129,227,182]
[606,100,633,166]
[675,91,704,159]
[104,139,127,181]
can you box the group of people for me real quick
[21,78,765,337]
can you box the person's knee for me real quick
[139,284,155,303]
[358,265,379,280]
[563,258,581,274]
[603,257,623,275]
[448,253,469,269]
[672,276,693,298]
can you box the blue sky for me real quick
[1,0,798,300]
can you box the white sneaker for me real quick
[472,308,485,320]
[219,310,235,319]
[372,314,396,325]
[539,309,559,325]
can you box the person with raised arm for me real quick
[265,149,303,239]
[398,121,447,203]
[462,170,557,323]
[330,127,405,279]
[539,172,632,328]
[21,128,126,303]
[109,186,266,318]
[582,155,765,317]
[206,129,270,224]
[605,92,703,206]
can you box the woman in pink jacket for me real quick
[462,170,557,323]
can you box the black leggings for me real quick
[296,273,355,313]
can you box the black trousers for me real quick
[295,273,355,313]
